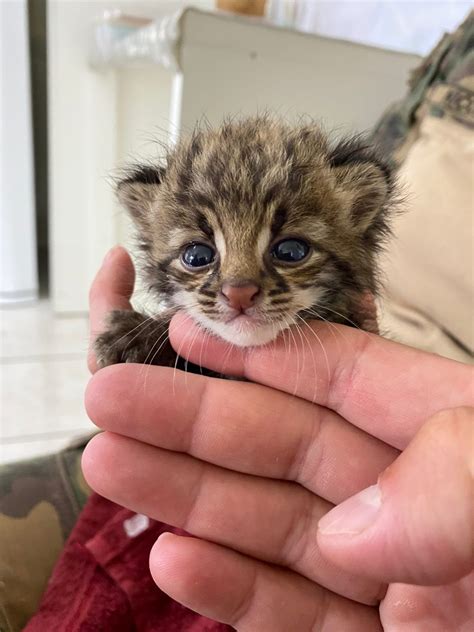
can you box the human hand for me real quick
[88,246,135,373]
[84,246,473,630]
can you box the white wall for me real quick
[48,5,419,314]
[47,1,181,313]
[293,0,472,56]
[115,66,173,247]
[0,0,38,305]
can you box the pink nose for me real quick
[221,282,261,311]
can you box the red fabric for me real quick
[24,493,232,631]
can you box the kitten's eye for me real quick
[182,243,215,268]
[271,238,310,263]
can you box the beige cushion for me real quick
[379,115,474,363]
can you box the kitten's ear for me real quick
[329,137,393,234]
[116,165,165,228]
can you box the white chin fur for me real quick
[191,312,287,347]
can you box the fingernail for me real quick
[318,483,382,535]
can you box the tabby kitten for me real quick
[95,117,395,369]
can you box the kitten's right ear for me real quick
[117,165,165,228]
[328,136,394,236]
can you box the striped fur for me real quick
[113,116,397,350]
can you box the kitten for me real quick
[95,116,395,369]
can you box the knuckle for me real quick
[228,566,258,628]
[423,406,474,440]
[288,407,324,485]
[278,489,315,568]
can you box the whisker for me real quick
[306,302,384,355]
[198,326,210,375]
[277,314,289,359]
[106,314,157,351]
[281,314,300,398]
[140,326,171,392]
[183,324,202,387]
[268,320,279,361]
[309,303,370,337]
[220,337,236,376]
[292,316,319,404]
[300,307,348,351]
[139,314,192,393]
[172,325,197,396]
[292,316,307,375]
[295,314,329,402]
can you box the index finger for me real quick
[88,246,135,372]
[169,313,473,449]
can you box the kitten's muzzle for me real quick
[220,281,261,312]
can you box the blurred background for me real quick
[1,0,472,464]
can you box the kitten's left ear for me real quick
[116,165,165,229]
[329,137,394,235]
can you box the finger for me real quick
[169,313,473,449]
[149,533,382,632]
[86,364,397,504]
[381,572,474,630]
[82,432,384,604]
[317,407,474,585]
[88,246,135,372]
[357,290,378,334]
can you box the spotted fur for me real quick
[95,116,397,367]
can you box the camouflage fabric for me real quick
[372,10,474,163]
[0,435,92,632]
[1,13,473,632]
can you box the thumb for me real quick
[317,407,474,585]
[88,246,135,373]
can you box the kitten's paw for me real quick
[94,310,163,368]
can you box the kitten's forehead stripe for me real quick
[256,227,271,260]
[214,229,227,262]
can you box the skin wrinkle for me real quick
[181,373,211,455]
[310,588,331,632]
[180,458,209,536]
[228,557,259,629]
[186,377,256,459]
[277,488,319,570]
[290,404,327,488]
[233,564,321,632]
[317,322,372,415]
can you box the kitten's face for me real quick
[153,216,331,347]
[119,118,392,346]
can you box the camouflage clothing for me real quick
[1,13,473,632]
[0,436,92,632]
[372,10,474,163]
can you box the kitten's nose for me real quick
[221,282,261,311]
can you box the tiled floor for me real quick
[0,300,95,465]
